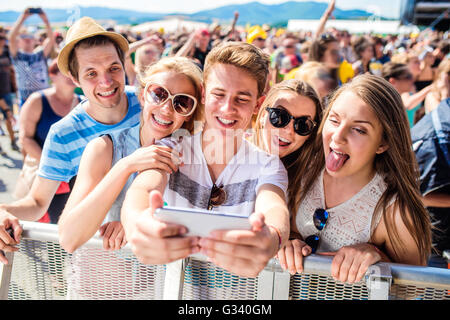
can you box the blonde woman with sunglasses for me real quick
[58,56,203,253]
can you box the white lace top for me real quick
[295,169,392,252]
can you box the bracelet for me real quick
[369,243,384,257]
[268,225,282,250]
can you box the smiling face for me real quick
[139,71,196,141]
[203,63,260,135]
[262,90,317,158]
[71,43,126,111]
[322,90,388,180]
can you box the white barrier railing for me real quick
[1,221,449,300]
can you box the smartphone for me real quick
[154,206,251,237]
[28,8,43,14]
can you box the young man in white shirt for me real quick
[121,42,290,278]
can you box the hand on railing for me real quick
[276,238,312,275]
[0,210,22,264]
[319,243,382,283]
[98,221,127,251]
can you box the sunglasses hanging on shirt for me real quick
[305,208,329,253]
[207,184,226,210]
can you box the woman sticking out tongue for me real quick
[277,74,431,284]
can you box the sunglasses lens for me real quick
[313,209,328,231]
[147,85,168,105]
[268,108,290,128]
[305,235,319,253]
[209,186,226,207]
[294,117,315,136]
[173,95,196,116]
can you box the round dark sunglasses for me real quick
[305,208,329,253]
[144,83,197,116]
[266,107,316,136]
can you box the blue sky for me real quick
[0,0,403,19]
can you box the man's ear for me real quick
[69,74,81,88]
[254,95,266,115]
[138,88,145,106]
[201,85,206,105]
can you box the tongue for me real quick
[326,150,349,172]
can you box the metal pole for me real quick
[0,252,14,300]
[163,258,186,300]
[366,262,392,300]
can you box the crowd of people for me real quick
[0,1,448,291]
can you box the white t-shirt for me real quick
[158,130,288,217]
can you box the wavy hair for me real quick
[253,79,324,215]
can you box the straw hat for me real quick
[57,17,129,77]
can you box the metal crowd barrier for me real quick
[0,221,449,300]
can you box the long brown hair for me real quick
[313,74,432,263]
[253,79,324,215]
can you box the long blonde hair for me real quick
[313,74,432,263]
[137,56,204,133]
[253,79,324,214]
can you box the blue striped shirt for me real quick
[37,88,141,182]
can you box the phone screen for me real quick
[29,8,43,14]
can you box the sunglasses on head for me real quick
[305,208,329,253]
[266,107,316,136]
[144,83,197,116]
[207,184,226,210]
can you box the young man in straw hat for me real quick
[0,17,141,264]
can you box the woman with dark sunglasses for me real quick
[251,79,324,271]
[58,57,203,253]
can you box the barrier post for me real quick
[366,262,392,300]
[256,269,275,299]
[0,252,14,300]
[163,258,186,300]
[272,271,291,300]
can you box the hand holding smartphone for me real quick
[154,206,251,238]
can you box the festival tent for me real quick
[287,19,420,35]
[130,18,208,34]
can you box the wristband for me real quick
[268,225,282,250]
[369,243,383,256]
